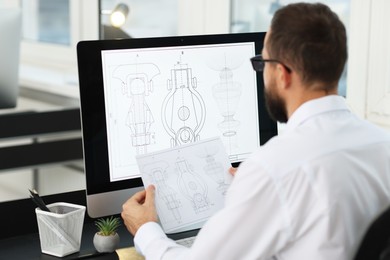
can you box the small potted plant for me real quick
[93,216,121,253]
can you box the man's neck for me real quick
[286,84,338,119]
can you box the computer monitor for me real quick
[77,32,277,218]
[0,9,21,109]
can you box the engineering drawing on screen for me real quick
[210,52,245,153]
[213,67,242,137]
[162,58,206,147]
[112,62,160,155]
[102,43,259,182]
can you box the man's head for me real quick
[260,3,347,122]
[268,2,347,88]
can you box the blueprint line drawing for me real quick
[102,43,260,182]
[212,54,243,139]
[198,145,230,195]
[213,66,242,137]
[112,63,160,155]
[162,58,206,147]
[142,161,182,222]
[175,158,209,213]
[137,137,232,233]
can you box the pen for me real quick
[29,189,51,212]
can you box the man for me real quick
[122,3,390,259]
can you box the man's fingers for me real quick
[121,186,158,235]
[131,189,147,204]
[145,185,156,207]
[229,167,238,176]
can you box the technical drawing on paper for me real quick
[198,145,229,195]
[175,157,209,213]
[142,161,182,222]
[162,58,206,147]
[112,63,160,155]
[137,137,232,233]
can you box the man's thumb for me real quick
[145,185,156,205]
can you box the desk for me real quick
[0,190,198,259]
[0,220,133,260]
[0,224,198,260]
[0,225,198,259]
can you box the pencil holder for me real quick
[35,202,86,257]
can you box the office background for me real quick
[0,0,388,208]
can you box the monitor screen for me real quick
[77,32,277,218]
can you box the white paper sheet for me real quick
[136,137,232,233]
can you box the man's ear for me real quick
[276,64,292,89]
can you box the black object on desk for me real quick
[29,189,51,212]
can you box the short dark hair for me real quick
[268,3,347,90]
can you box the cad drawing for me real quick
[175,157,209,213]
[198,145,230,195]
[212,66,242,138]
[112,63,160,155]
[143,161,182,222]
[162,60,206,147]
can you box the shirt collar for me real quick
[284,95,350,132]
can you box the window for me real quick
[230,0,350,96]
[20,0,98,66]
[6,0,226,98]
[22,0,70,45]
[15,0,99,97]
[100,0,178,39]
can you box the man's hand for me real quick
[121,185,158,236]
[229,167,238,176]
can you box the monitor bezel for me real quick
[77,32,277,198]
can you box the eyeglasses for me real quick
[250,54,292,73]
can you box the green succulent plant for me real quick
[95,216,121,236]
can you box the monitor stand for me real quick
[86,187,143,218]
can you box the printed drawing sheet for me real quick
[136,137,232,233]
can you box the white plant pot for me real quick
[93,232,120,253]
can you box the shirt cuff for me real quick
[134,222,168,255]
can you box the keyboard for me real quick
[175,236,196,247]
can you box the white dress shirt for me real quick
[134,95,390,260]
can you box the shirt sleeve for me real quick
[134,221,190,259]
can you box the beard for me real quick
[264,79,288,123]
